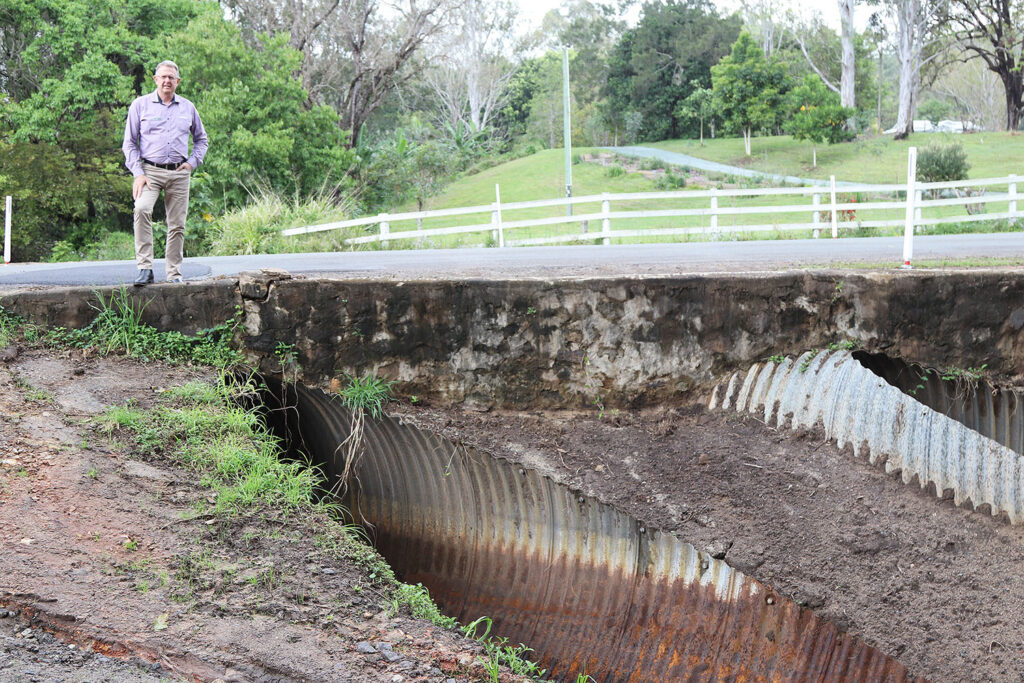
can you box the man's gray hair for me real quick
[154,61,180,78]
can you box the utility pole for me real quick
[562,46,572,217]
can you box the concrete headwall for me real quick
[5,269,1024,407]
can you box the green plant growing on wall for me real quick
[331,373,395,496]
[798,349,820,373]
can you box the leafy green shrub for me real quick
[917,142,970,183]
[655,171,686,190]
[604,164,625,178]
[207,189,357,256]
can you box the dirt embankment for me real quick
[0,349,510,683]
[4,345,1024,682]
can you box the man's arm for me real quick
[184,107,209,170]
[122,100,144,177]
[122,100,151,199]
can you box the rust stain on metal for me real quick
[264,377,927,682]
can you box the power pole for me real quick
[563,46,572,216]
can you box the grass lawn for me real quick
[370,138,1021,250]
[648,131,1024,184]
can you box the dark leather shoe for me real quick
[133,269,154,287]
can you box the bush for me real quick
[207,189,356,256]
[917,142,970,183]
[655,171,686,190]
[604,164,625,178]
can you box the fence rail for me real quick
[282,148,1021,266]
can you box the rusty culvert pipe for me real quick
[853,350,1024,455]
[260,376,923,683]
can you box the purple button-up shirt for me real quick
[122,91,209,177]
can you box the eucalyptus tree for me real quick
[222,0,459,146]
[424,0,521,136]
[940,0,1024,130]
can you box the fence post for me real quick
[378,213,389,248]
[812,193,821,239]
[902,146,917,268]
[3,196,10,265]
[495,184,505,248]
[914,189,923,234]
[710,189,719,239]
[829,176,838,239]
[601,193,611,246]
[1010,174,1018,218]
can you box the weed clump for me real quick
[44,287,243,367]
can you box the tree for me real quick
[0,0,200,259]
[932,54,1005,129]
[788,75,855,166]
[541,0,624,145]
[883,0,946,138]
[425,0,520,136]
[605,0,742,141]
[740,0,789,57]
[942,0,1024,131]
[224,0,458,147]
[839,0,857,110]
[165,7,355,208]
[917,96,953,124]
[712,32,793,155]
[790,5,860,115]
[674,82,716,144]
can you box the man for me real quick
[122,60,208,286]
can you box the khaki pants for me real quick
[133,164,191,279]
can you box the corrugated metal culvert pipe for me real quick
[852,350,1024,455]
[260,375,923,682]
[711,350,1024,523]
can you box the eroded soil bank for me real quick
[3,347,1024,682]
[0,350,505,683]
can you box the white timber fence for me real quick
[283,148,1022,267]
[3,196,10,265]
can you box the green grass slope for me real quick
[649,132,1024,184]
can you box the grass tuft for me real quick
[337,373,394,419]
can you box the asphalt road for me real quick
[0,233,1022,289]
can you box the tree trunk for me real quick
[700,118,704,146]
[877,45,884,132]
[838,0,856,110]
[893,0,919,140]
[1002,69,1024,132]
[813,145,817,167]
[743,127,752,155]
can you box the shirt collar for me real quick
[150,90,178,105]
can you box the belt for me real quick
[142,158,183,170]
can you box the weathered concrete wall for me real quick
[4,270,1024,407]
